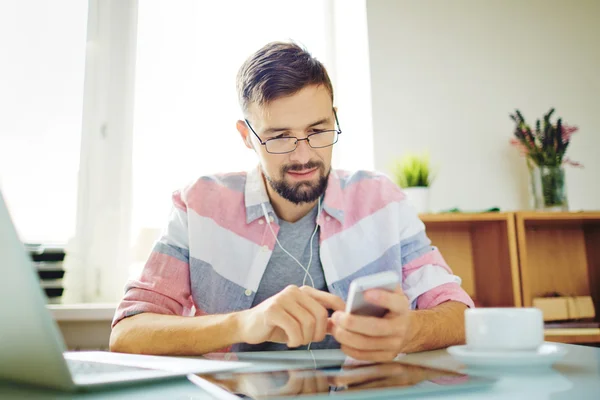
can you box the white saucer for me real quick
[447,343,567,368]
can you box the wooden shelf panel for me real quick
[544,328,600,344]
[521,225,591,301]
[420,212,512,223]
[423,213,521,307]
[516,212,600,319]
[517,211,600,221]
[517,211,600,228]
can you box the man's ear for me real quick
[236,120,253,150]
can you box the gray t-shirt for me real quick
[236,205,340,352]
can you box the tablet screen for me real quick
[195,361,495,399]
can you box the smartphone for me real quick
[345,271,400,317]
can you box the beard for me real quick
[264,160,330,205]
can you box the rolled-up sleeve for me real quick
[112,191,194,328]
[399,207,474,310]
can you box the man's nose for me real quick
[289,138,313,164]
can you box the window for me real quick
[131,0,332,237]
[0,0,88,244]
[1,0,374,302]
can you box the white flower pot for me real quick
[403,187,430,214]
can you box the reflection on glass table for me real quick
[195,360,494,399]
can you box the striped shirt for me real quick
[112,167,474,352]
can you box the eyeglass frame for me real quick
[244,109,342,154]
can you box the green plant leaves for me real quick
[393,152,433,188]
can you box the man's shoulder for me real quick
[333,169,399,190]
[332,169,406,211]
[177,171,248,203]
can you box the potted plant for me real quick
[509,108,581,211]
[393,152,434,214]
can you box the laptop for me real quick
[0,190,249,391]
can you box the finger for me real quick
[340,344,398,363]
[329,364,381,387]
[339,363,409,379]
[269,327,289,344]
[296,293,329,342]
[277,371,303,395]
[283,300,315,346]
[332,312,399,337]
[269,309,304,348]
[347,377,397,390]
[316,374,329,393]
[300,286,346,311]
[363,285,409,315]
[331,325,400,351]
[326,318,335,335]
[302,375,317,394]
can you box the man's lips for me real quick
[286,167,318,178]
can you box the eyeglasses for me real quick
[245,109,342,154]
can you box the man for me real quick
[110,42,473,362]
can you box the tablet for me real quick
[192,360,496,399]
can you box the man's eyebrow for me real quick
[262,117,331,135]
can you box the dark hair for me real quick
[236,41,334,114]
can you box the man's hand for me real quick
[329,363,443,390]
[236,285,346,348]
[329,285,410,362]
[270,370,329,396]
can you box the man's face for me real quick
[243,85,335,204]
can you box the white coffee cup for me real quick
[465,308,544,351]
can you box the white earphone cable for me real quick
[261,198,323,351]
[303,198,321,287]
[260,198,321,289]
[263,213,317,288]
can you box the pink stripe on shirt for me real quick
[184,178,267,245]
[321,177,405,240]
[417,282,475,309]
[402,249,474,309]
[172,190,187,211]
[402,248,452,280]
[343,177,405,225]
[112,251,193,328]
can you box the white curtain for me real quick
[63,0,139,303]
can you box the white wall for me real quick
[366,0,600,212]
[331,0,375,171]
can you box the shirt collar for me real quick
[320,169,345,224]
[244,166,345,225]
[244,166,272,224]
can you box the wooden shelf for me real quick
[422,211,600,345]
[421,212,521,308]
[515,212,600,316]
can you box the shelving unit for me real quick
[515,211,600,344]
[420,211,600,345]
[420,213,521,308]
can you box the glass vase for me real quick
[528,164,568,211]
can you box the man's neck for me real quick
[263,177,319,224]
